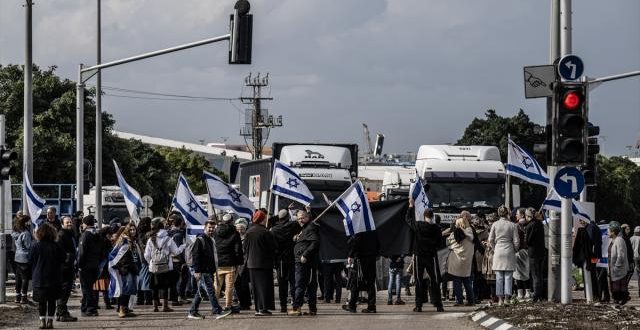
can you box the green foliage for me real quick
[595,155,640,226]
[0,64,226,216]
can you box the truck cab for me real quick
[415,145,506,224]
[83,186,130,225]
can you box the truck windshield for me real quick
[429,182,503,209]
[306,180,352,208]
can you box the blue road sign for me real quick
[558,55,584,81]
[554,167,585,199]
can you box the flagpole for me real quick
[312,180,359,223]
[506,135,512,209]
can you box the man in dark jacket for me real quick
[78,215,103,316]
[526,211,546,302]
[214,213,244,310]
[244,210,277,316]
[405,201,445,312]
[288,209,320,316]
[187,221,230,320]
[55,216,78,322]
[167,214,188,306]
[270,208,301,312]
[342,229,379,313]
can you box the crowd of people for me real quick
[3,200,640,328]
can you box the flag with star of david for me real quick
[334,180,375,237]
[506,138,549,187]
[203,170,254,219]
[113,160,143,224]
[409,171,431,222]
[270,160,314,206]
[172,173,208,237]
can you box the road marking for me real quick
[472,311,487,322]
[495,323,514,330]
[481,317,499,327]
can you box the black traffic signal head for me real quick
[0,147,17,180]
[552,82,588,165]
[229,0,253,64]
[582,122,600,186]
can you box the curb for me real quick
[470,311,521,330]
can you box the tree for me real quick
[158,147,227,197]
[594,155,640,226]
[456,109,547,208]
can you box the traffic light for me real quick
[552,82,587,165]
[229,0,253,64]
[582,123,600,186]
[0,147,17,180]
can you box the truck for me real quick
[415,145,507,224]
[238,142,358,210]
[358,165,415,201]
[83,185,131,225]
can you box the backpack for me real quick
[185,237,204,268]
[148,237,171,274]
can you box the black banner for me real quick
[315,198,412,261]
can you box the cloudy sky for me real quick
[1,0,638,157]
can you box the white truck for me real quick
[415,145,507,224]
[83,185,131,225]
[239,143,358,210]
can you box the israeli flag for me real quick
[506,138,549,187]
[335,180,375,237]
[172,174,207,236]
[113,160,143,224]
[108,238,130,298]
[409,171,430,222]
[271,160,314,206]
[203,170,254,219]
[541,189,592,222]
[24,170,45,222]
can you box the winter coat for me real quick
[31,239,65,289]
[293,222,320,266]
[404,207,443,257]
[609,235,629,282]
[191,234,218,274]
[525,220,545,260]
[12,230,32,263]
[214,223,244,267]
[244,224,277,269]
[585,222,603,259]
[143,229,186,271]
[78,226,104,272]
[630,235,640,260]
[489,218,519,271]
[347,230,379,259]
[57,228,77,277]
[270,219,301,263]
[446,226,474,277]
[168,227,186,264]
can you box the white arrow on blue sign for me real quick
[558,54,584,81]
[554,167,585,199]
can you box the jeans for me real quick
[388,268,402,301]
[14,262,30,299]
[293,262,318,311]
[215,267,237,308]
[452,276,474,304]
[529,258,545,300]
[495,271,514,298]
[189,273,223,315]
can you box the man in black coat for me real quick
[526,211,546,302]
[214,213,244,310]
[244,210,277,316]
[342,229,379,313]
[405,201,445,312]
[270,208,301,312]
[77,215,103,316]
[187,221,229,320]
[288,208,319,316]
[55,217,78,322]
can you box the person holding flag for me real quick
[288,208,320,316]
[108,223,142,318]
[113,160,143,224]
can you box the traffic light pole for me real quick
[0,115,6,303]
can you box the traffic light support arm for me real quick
[79,33,231,83]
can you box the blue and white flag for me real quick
[113,160,143,224]
[541,189,592,222]
[172,174,208,236]
[270,160,314,206]
[108,238,130,298]
[409,171,430,222]
[507,138,549,187]
[24,170,45,223]
[335,180,375,237]
[203,170,254,220]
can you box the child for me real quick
[387,255,405,305]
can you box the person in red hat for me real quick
[244,210,277,316]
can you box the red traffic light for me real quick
[562,91,581,110]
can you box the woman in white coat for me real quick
[608,221,630,305]
[488,205,519,306]
[447,217,475,306]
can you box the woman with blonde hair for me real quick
[488,205,519,306]
[447,217,475,306]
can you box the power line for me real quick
[102,92,224,102]
[88,84,238,101]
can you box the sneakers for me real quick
[118,309,127,318]
[214,310,232,320]
[287,308,301,316]
[187,312,205,320]
[254,310,271,316]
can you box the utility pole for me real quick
[23,0,33,216]
[547,0,561,303]
[239,73,282,160]
[95,0,103,222]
